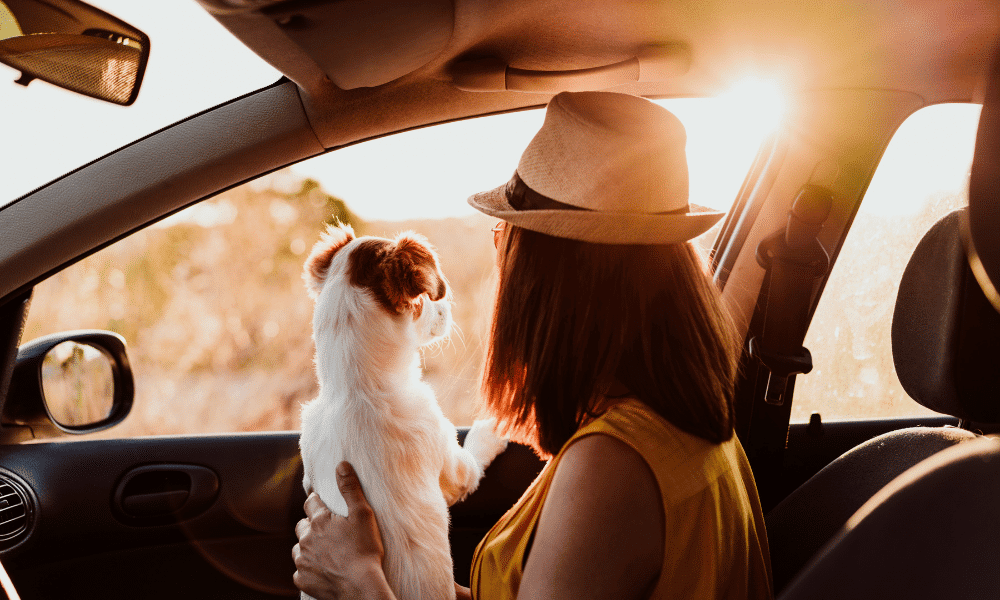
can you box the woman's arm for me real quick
[294,442,664,600]
[517,434,665,600]
[292,462,398,600]
[456,583,473,600]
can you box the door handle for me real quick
[114,464,218,524]
[122,489,189,517]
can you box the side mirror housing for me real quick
[4,330,133,439]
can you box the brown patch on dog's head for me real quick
[348,232,448,314]
[303,222,356,299]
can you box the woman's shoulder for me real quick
[557,432,658,492]
[570,397,743,503]
[574,397,717,454]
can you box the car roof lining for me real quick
[202,0,1000,149]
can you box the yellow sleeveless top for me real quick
[469,399,773,600]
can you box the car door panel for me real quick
[0,430,543,598]
[0,433,304,598]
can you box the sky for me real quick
[862,103,980,216]
[0,1,982,222]
[0,0,279,205]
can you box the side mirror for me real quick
[0,0,150,105]
[5,330,133,438]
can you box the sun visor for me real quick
[206,0,455,90]
[266,0,454,89]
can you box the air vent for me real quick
[0,475,31,547]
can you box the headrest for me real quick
[966,41,1000,311]
[891,208,1000,423]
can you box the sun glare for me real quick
[658,78,786,211]
[718,78,787,137]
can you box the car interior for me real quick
[1,0,1000,598]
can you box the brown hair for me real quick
[482,225,739,458]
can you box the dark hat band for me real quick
[505,172,585,212]
[505,171,689,215]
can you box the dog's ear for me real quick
[303,222,355,299]
[381,232,448,312]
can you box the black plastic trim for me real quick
[113,464,220,526]
[0,469,36,554]
[5,330,134,438]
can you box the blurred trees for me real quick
[23,171,495,436]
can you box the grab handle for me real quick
[450,45,690,93]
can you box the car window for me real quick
[0,0,279,207]
[22,98,772,437]
[792,103,982,422]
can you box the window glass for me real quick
[1,0,279,208]
[23,99,768,437]
[792,104,981,422]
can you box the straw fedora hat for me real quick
[468,91,724,244]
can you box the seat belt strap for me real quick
[742,184,832,510]
[750,184,832,405]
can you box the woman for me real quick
[293,91,773,600]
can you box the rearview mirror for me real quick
[0,0,149,105]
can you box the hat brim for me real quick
[468,184,726,245]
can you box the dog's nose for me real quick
[427,301,452,338]
[431,276,447,301]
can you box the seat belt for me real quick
[0,558,20,600]
[743,184,832,509]
[751,184,832,404]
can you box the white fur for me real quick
[300,235,507,600]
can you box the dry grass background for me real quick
[791,191,964,422]
[25,174,498,435]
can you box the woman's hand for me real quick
[292,462,395,599]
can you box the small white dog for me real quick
[299,222,506,600]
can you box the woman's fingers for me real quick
[295,517,311,539]
[302,462,371,521]
[304,493,329,521]
[333,462,385,560]
[336,461,368,513]
[292,464,391,598]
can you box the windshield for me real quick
[0,0,280,206]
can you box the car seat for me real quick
[765,207,1000,593]
[771,34,1000,597]
[777,433,1000,599]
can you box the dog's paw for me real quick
[464,418,508,470]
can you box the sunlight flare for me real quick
[718,77,787,137]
